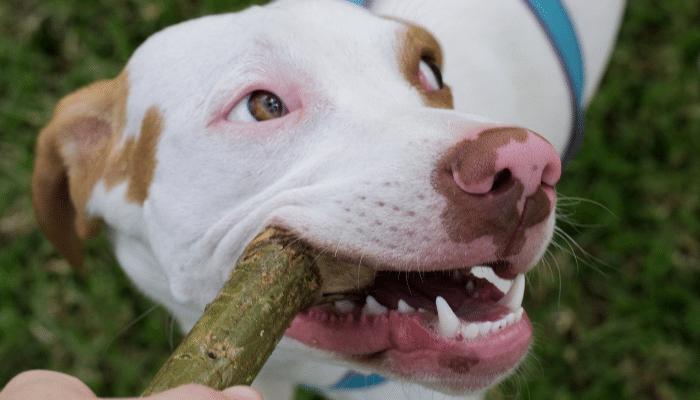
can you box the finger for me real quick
[139,384,263,400]
[0,370,97,400]
[222,386,264,400]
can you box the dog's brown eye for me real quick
[418,57,443,92]
[247,90,288,121]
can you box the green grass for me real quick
[1,0,699,399]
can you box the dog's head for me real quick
[32,0,561,395]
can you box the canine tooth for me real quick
[397,299,415,314]
[334,300,355,313]
[515,307,524,322]
[435,296,460,338]
[497,273,525,311]
[362,295,388,315]
[461,323,479,340]
[472,266,511,293]
[479,321,492,337]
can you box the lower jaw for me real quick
[284,307,532,393]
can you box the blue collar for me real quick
[300,371,387,394]
[346,0,585,166]
[344,0,372,6]
[521,0,585,165]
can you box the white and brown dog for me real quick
[31,0,624,399]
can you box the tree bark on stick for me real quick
[141,228,377,396]
[140,228,322,396]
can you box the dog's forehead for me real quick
[124,0,432,113]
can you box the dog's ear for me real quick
[32,72,129,269]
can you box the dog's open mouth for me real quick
[284,263,532,392]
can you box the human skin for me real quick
[0,370,264,400]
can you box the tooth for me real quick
[497,274,525,311]
[479,321,492,337]
[435,296,460,338]
[334,300,355,313]
[461,323,479,340]
[515,307,524,322]
[362,295,388,315]
[397,299,415,314]
[506,312,515,326]
[492,318,506,332]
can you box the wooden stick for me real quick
[141,228,375,396]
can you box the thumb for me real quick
[142,384,263,400]
[221,386,264,400]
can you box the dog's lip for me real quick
[284,266,532,392]
[284,305,532,392]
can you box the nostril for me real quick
[490,169,512,193]
[541,160,560,188]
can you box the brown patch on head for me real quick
[390,18,453,109]
[431,127,551,258]
[32,69,162,269]
[103,106,163,204]
[32,71,129,268]
[448,127,528,189]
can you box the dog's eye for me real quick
[418,58,443,92]
[226,90,288,122]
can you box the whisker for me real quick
[103,303,161,353]
[553,227,611,276]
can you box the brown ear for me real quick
[32,71,129,269]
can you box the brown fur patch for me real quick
[431,127,551,257]
[32,70,130,268]
[104,106,163,204]
[447,127,528,188]
[32,68,162,268]
[128,106,162,203]
[391,19,454,109]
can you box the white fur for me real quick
[372,0,625,154]
[77,0,624,398]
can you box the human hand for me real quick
[0,370,264,400]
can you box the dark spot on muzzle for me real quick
[439,355,480,374]
[431,127,552,257]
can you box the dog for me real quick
[31,0,624,398]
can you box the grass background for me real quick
[1,0,699,399]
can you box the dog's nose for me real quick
[432,126,562,259]
[450,127,561,197]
